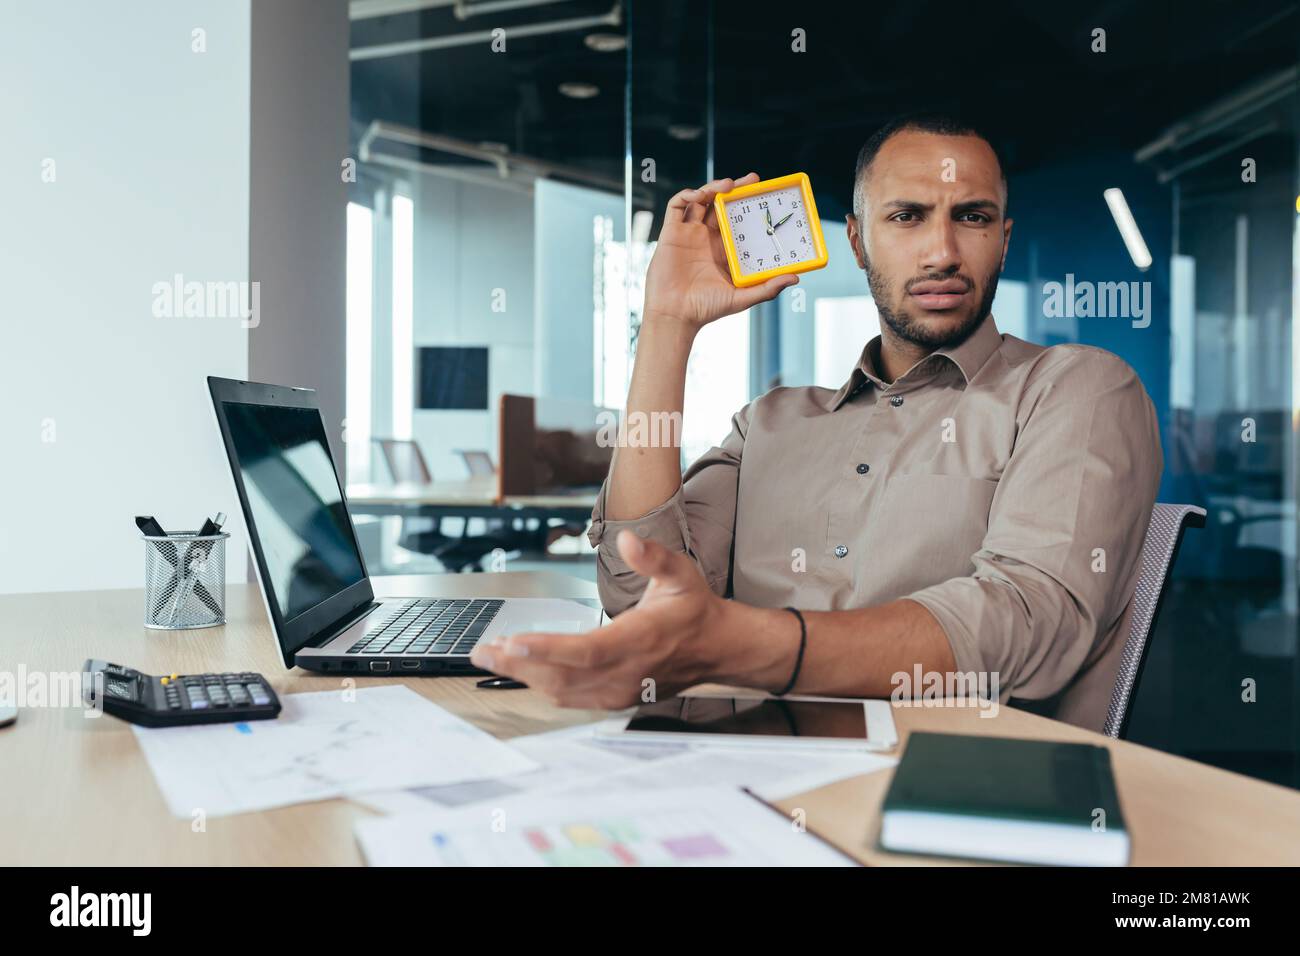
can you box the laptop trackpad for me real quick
[495,599,600,639]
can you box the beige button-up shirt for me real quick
[587,316,1162,731]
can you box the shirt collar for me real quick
[827,314,1003,411]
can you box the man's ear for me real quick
[846,214,867,270]
[1000,216,1014,272]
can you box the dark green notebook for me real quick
[879,732,1129,866]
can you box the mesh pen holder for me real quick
[142,531,229,630]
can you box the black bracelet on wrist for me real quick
[774,606,807,697]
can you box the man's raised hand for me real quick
[644,173,800,331]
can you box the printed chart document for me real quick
[132,685,539,817]
[350,720,896,816]
[350,720,683,814]
[355,785,858,866]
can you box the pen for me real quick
[136,515,221,615]
[476,677,528,690]
[166,512,226,625]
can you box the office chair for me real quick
[374,437,433,484]
[1102,503,1207,739]
[454,448,549,556]
[371,437,505,573]
[456,449,496,478]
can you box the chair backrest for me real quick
[1102,502,1206,739]
[457,449,495,478]
[373,438,432,484]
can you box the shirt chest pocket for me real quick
[865,472,999,590]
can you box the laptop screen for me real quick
[221,401,366,622]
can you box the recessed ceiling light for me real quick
[584,32,627,53]
[668,124,703,141]
[559,81,600,99]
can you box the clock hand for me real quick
[773,212,793,229]
[765,208,773,233]
[772,233,785,260]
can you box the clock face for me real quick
[723,185,816,277]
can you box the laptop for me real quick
[207,376,604,675]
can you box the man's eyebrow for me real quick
[882,199,931,211]
[880,198,1002,215]
[953,199,1001,214]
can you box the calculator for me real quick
[82,659,282,727]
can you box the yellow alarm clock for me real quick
[713,172,829,288]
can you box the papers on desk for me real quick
[350,720,897,816]
[355,786,858,866]
[132,686,539,818]
[351,720,896,864]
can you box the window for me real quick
[345,201,373,485]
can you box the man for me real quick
[471,113,1162,730]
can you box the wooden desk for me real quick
[347,480,596,523]
[346,478,499,517]
[2,575,1298,866]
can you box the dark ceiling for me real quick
[350,0,1300,222]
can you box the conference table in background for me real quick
[347,480,597,524]
[3,572,1300,866]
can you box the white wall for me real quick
[535,179,623,405]
[0,0,252,594]
[408,175,536,480]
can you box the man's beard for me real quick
[864,257,1000,350]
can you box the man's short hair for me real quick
[852,112,1008,219]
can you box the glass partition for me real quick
[341,1,1300,787]
[704,0,1299,787]
[346,1,628,571]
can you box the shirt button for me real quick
[834,545,848,558]
[890,395,904,407]
[856,463,869,474]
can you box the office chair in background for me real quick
[455,448,567,556]
[371,438,508,573]
[456,449,496,478]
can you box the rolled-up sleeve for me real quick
[905,348,1162,702]
[588,403,751,615]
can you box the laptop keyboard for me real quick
[347,599,504,657]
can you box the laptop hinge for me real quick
[302,601,381,649]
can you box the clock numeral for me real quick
[742,251,750,259]
[736,233,745,242]
[774,253,781,261]
[757,258,765,267]
[758,201,768,209]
